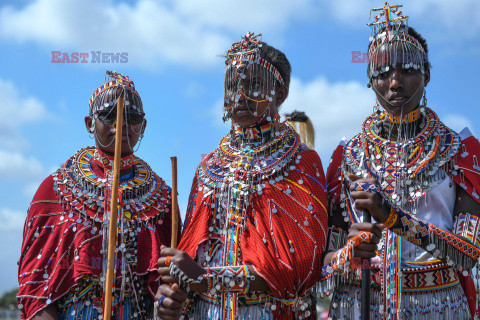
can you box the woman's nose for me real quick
[389,70,403,89]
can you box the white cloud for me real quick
[0,149,44,181]
[0,207,25,230]
[23,181,43,198]
[282,77,374,160]
[174,0,318,33]
[0,0,318,68]
[325,0,480,39]
[0,77,49,150]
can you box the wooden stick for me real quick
[361,210,371,320]
[170,156,178,249]
[103,93,124,320]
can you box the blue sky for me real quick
[1,0,479,295]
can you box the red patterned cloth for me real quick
[179,148,328,319]
[17,148,178,320]
[453,130,480,317]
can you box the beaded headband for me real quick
[367,2,428,79]
[89,71,141,115]
[226,32,285,87]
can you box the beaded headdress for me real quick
[367,2,428,80]
[89,71,143,115]
[223,32,285,121]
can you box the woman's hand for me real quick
[154,283,187,320]
[348,173,391,223]
[347,222,384,258]
[157,246,206,289]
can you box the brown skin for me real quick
[157,66,288,319]
[84,114,147,157]
[30,109,147,320]
[372,64,430,117]
[323,64,480,266]
[84,112,146,176]
[155,283,187,320]
[226,64,288,127]
[31,305,59,320]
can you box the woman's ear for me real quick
[424,69,430,87]
[85,116,94,133]
[141,119,147,135]
[275,86,289,107]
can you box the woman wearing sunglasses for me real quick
[17,71,179,320]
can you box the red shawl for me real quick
[178,149,328,319]
[17,157,177,320]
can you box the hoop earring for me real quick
[88,125,95,139]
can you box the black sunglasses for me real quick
[96,110,145,125]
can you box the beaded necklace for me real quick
[196,120,303,318]
[343,107,460,209]
[50,146,170,320]
[339,107,461,320]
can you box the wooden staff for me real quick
[103,92,124,320]
[361,210,371,320]
[170,157,178,249]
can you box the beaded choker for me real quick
[233,122,273,141]
[92,148,134,171]
[387,108,420,124]
[54,146,169,219]
[198,122,301,192]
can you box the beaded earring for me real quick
[419,88,427,116]
[373,100,381,121]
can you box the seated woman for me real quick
[320,3,480,319]
[154,32,328,320]
[17,71,179,320]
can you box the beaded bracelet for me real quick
[169,262,203,293]
[203,265,254,295]
[331,231,372,272]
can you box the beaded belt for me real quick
[198,292,271,306]
[400,261,459,293]
[342,261,460,292]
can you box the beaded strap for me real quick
[385,208,480,274]
[453,212,480,247]
[352,182,380,194]
[203,265,254,295]
[169,262,203,293]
